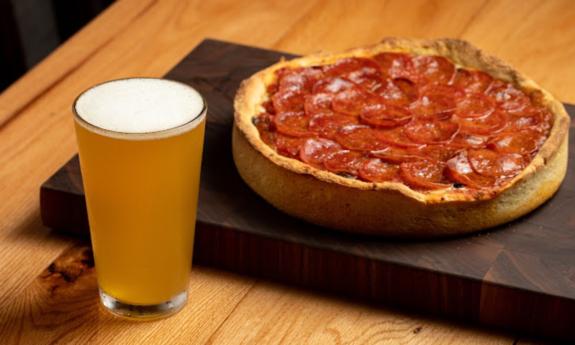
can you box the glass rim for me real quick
[73,77,207,140]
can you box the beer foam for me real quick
[75,78,205,135]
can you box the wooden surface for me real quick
[2,0,574,343]
[39,39,575,341]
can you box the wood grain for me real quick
[2,0,574,343]
[0,244,514,345]
[40,39,575,340]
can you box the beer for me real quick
[74,78,206,318]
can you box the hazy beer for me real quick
[74,78,206,318]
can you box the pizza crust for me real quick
[233,38,570,237]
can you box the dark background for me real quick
[0,0,114,92]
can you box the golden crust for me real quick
[233,38,570,237]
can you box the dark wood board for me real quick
[40,39,575,340]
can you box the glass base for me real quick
[99,290,187,320]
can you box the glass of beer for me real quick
[73,78,206,319]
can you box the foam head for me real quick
[74,78,205,136]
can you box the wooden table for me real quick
[1,0,573,343]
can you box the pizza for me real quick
[232,38,570,237]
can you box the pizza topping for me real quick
[400,160,451,190]
[371,146,424,163]
[253,113,276,145]
[446,152,496,189]
[405,120,459,144]
[377,127,421,148]
[467,149,525,177]
[275,135,306,158]
[335,125,388,151]
[255,51,553,192]
[277,67,324,93]
[304,93,333,114]
[359,102,412,128]
[299,138,342,167]
[487,81,531,114]
[308,112,359,138]
[324,150,365,175]
[451,69,493,93]
[373,52,414,79]
[412,55,455,84]
[376,78,419,106]
[272,89,305,113]
[409,93,456,120]
[455,93,495,118]
[313,77,355,94]
[274,111,311,137]
[324,57,381,78]
[454,111,507,135]
[450,132,489,149]
[358,158,400,182]
[487,129,545,155]
[332,87,373,116]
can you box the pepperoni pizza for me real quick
[233,38,570,237]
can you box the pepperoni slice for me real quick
[454,111,507,135]
[376,127,421,148]
[451,69,493,93]
[358,158,399,182]
[335,125,388,151]
[507,107,552,133]
[253,113,276,145]
[308,113,358,138]
[412,55,455,84]
[405,120,459,144]
[261,100,276,114]
[359,102,412,128]
[487,81,530,114]
[275,135,306,158]
[373,52,414,79]
[312,77,355,94]
[467,149,525,177]
[299,138,342,168]
[349,73,385,93]
[332,87,373,116]
[446,151,496,188]
[323,150,364,175]
[455,93,495,118]
[267,82,279,95]
[272,89,305,113]
[304,93,333,114]
[278,67,324,93]
[333,58,384,92]
[375,78,418,106]
[323,57,381,78]
[450,132,489,149]
[488,129,545,155]
[410,94,456,120]
[417,145,459,162]
[371,146,424,163]
[274,111,310,137]
[400,160,450,190]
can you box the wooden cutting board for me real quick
[40,39,575,341]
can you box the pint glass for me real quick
[73,78,206,318]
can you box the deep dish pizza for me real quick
[233,38,570,237]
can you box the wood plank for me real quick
[0,243,514,345]
[206,281,512,345]
[2,0,574,344]
[39,39,575,341]
[0,244,255,345]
